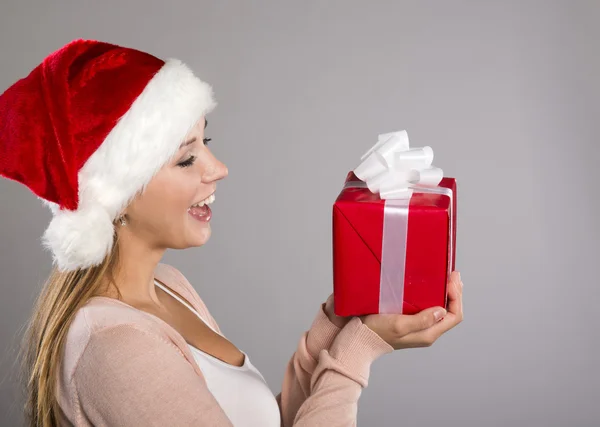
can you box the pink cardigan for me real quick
[56,263,393,426]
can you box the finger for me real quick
[405,272,461,336]
[394,306,447,335]
[446,273,460,307]
[395,308,455,346]
[448,271,462,297]
[325,293,335,306]
[426,275,463,335]
[446,272,463,319]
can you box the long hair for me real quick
[18,231,123,427]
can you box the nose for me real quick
[201,155,228,183]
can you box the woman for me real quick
[0,39,463,426]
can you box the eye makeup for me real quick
[177,119,211,167]
[177,155,196,168]
[177,138,212,167]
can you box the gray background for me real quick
[1,0,599,426]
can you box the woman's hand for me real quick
[359,271,464,350]
[323,293,354,329]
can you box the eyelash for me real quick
[177,138,211,168]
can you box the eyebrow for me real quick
[179,120,208,148]
[180,136,196,148]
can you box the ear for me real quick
[113,209,128,224]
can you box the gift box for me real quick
[332,130,457,316]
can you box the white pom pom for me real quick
[42,207,116,272]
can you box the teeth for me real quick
[190,193,215,208]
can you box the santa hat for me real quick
[0,39,216,272]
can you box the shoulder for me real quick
[63,320,227,426]
[67,322,211,425]
[59,317,184,424]
[61,298,167,382]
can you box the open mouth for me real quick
[188,192,215,222]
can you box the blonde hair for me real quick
[18,232,123,426]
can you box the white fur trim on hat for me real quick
[42,58,216,272]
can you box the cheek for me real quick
[133,172,197,222]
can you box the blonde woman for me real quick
[0,39,463,426]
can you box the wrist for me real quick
[306,301,344,360]
[323,298,352,328]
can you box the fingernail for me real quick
[434,309,447,321]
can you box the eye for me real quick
[203,137,211,146]
[177,155,196,168]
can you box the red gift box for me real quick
[332,170,457,316]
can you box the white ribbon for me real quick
[353,130,444,200]
[343,130,453,314]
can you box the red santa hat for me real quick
[0,39,216,272]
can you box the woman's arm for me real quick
[274,299,343,421]
[277,317,393,426]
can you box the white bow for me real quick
[353,130,443,199]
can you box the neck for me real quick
[102,228,166,307]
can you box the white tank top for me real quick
[154,280,281,427]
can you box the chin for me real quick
[188,223,211,247]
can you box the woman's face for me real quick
[122,117,228,250]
